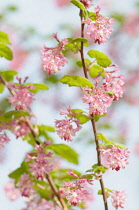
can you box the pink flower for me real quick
[41,33,68,75]
[60,170,93,206]
[10,118,31,138]
[7,77,35,111]
[111,190,127,209]
[82,84,113,115]
[100,145,130,171]
[25,141,54,180]
[55,107,82,141]
[4,180,21,201]
[84,6,114,44]
[103,69,125,101]
[16,173,35,197]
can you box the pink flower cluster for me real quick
[84,6,114,44]
[4,178,58,210]
[111,190,127,209]
[82,69,125,115]
[0,123,11,149]
[22,197,58,210]
[16,173,35,197]
[26,141,53,180]
[10,117,31,138]
[55,106,82,141]
[7,77,35,111]
[60,169,93,206]
[41,33,68,75]
[100,145,130,171]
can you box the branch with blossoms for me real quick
[0,1,130,210]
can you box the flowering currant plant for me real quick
[0,0,130,210]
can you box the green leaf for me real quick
[88,50,112,67]
[46,144,79,164]
[23,133,36,146]
[86,164,108,173]
[97,133,111,143]
[26,83,49,93]
[87,12,97,21]
[76,59,92,68]
[1,70,18,82]
[0,43,13,60]
[89,65,105,77]
[71,109,89,124]
[70,37,89,47]
[98,188,113,195]
[97,133,127,149]
[0,31,11,44]
[93,113,106,122]
[38,125,55,132]
[0,84,5,93]
[4,110,30,119]
[65,43,78,53]
[59,75,94,88]
[50,168,81,183]
[8,162,30,183]
[71,0,86,11]
[33,180,51,199]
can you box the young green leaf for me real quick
[76,59,92,68]
[86,164,108,173]
[89,65,105,77]
[26,83,49,93]
[59,75,94,88]
[8,162,30,183]
[71,0,86,11]
[0,31,11,44]
[0,43,13,60]
[0,84,5,93]
[1,70,18,82]
[46,144,79,164]
[88,50,112,67]
[71,109,89,124]
[4,110,30,119]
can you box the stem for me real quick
[0,74,69,210]
[79,10,108,210]
[46,174,69,210]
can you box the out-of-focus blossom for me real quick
[55,0,70,7]
[81,0,93,8]
[22,196,58,210]
[111,190,127,209]
[100,145,130,171]
[123,12,139,36]
[4,180,21,201]
[25,141,54,180]
[41,33,68,75]
[10,46,28,71]
[16,173,35,197]
[84,6,114,44]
